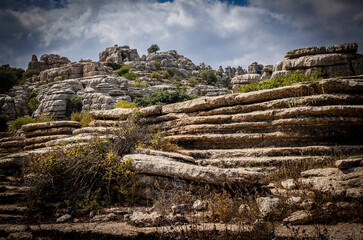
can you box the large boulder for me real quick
[0,94,16,120]
[248,62,264,74]
[285,46,326,58]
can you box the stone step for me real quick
[0,192,23,204]
[179,145,363,159]
[0,205,26,215]
[195,156,331,168]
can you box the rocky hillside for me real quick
[0,43,362,239]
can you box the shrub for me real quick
[116,65,130,76]
[136,130,180,152]
[201,70,217,84]
[23,70,40,79]
[66,95,82,116]
[150,72,160,80]
[152,61,161,70]
[115,100,138,108]
[165,69,174,78]
[147,44,160,54]
[235,71,322,93]
[0,114,9,132]
[37,113,53,122]
[24,137,138,215]
[29,91,37,99]
[0,67,26,93]
[70,111,92,127]
[134,90,194,107]
[8,117,37,132]
[27,97,40,113]
[54,75,65,81]
[104,62,122,70]
[215,71,223,77]
[122,72,138,80]
[186,77,198,87]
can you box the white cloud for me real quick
[3,0,363,70]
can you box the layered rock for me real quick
[231,74,261,91]
[99,45,140,63]
[248,62,264,74]
[0,95,16,120]
[274,43,363,78]
[39,61,110,82]
[21,121,81,150]
[27,54,70,72]
[7,86,31,116]
[146,50,196,71]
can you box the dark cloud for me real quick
[0,0,362,70]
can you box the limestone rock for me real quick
[281,179,296,190]
[27,54,70,72]
[8,86,31,116]
[171,204,189,215]
[21,121,81,132]
[284,53,350,70]
[283,210,313,225]
[256,197,281,218]
[99,45,140,63]
[0,94,16,120]
[90,108,136,120]
[327,43,358,54]
[248,62,264,74]
[124,153,267,185]
[285,46,326,58]
[39,61,110,82]
[126,211,162,227]
[56,214,72,223]
[335,158,362,169]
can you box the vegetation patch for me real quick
[116,65,130,76]
[104,62,122,70]
[134,90,195,107]
[8,117,37,132]
[70,111,92,127]
[236,71,322,93]
[201,70,217,84]
[115,100,138,108]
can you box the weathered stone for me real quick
[124,154,267,185]
[283,210,313,225]
[0,94,16,120]
[132,148,195,163]
[56,214,72,223]
[192,200,206,211]
[256,197,281,218]
[126,211,162,227]
[335,158,362,169]
[24,127,78,138]
[21,121,81,132]
[139,105,161,117]
[90,108,136,120]
[285,53,350,70]
[285,46,326,58]
[327,43,358,54]
[99,45,140,63]
[281,179,296,190]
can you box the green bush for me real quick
[115,100,138,108]
[152,61,161,70]
[150,72,160,80]
[104,62,122,70]
[201,70,217,84]
[166,69,174,78]
[29,91,37,99]
[70,111,92,127]
[66,95,82,116]
[134,90,194,107]
[0,114,9,132]
[235,71,322,93]
[122,72,138,80]
[186,77,199,87]
[27,97,40,113]
[23,70,40,79]
[8,117,37,132]
[215,71,223,77]
[54,75,65,81]
[116,65,130,76]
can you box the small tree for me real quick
[147,44,160,54]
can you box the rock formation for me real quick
[99,45,140,63]
[272,42,363,78]
[27,54,71,72]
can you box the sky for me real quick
[1,0,362,70]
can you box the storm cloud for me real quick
[1,0,362,69]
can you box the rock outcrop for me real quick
[0,95,16,120]
[27,54,71,72]
[99,45,140,63]
[39,61,110,83]
[273,42,363,78]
